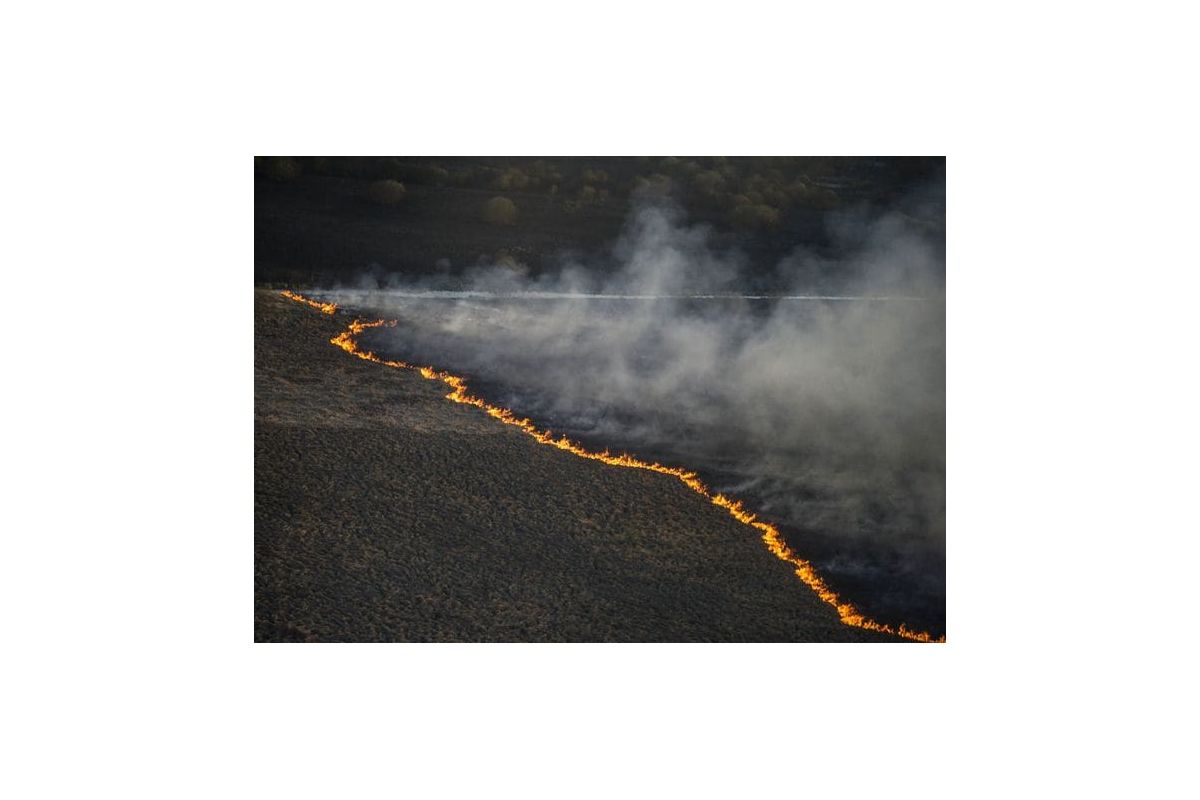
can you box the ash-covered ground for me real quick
[254,290,902,641]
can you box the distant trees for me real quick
[634,156,845,229]
[482,196,519,225]
[256,156,859,232]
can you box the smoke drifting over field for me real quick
[321,200,946,632]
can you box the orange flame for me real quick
[282,290,944,642]
[280,289,338,315]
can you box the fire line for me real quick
[280,289,338,314]
[281,290,944,643]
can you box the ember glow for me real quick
[285,290,943,643]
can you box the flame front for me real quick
[281,289,338,315]
[284,290,944,643]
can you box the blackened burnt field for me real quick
[255,289,906,642]
[344,291,945,638]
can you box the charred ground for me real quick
[254,290,902,641]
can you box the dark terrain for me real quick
[254,156,944,289]
[255,290,902,641]
[348,295,946,637]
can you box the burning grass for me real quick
[284,290,943,643]
[280,289,338,315]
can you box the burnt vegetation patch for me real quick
[254,292,902,642]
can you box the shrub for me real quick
[730,197,780,229]
[788,181,839,210]
[745,173,789,207]
[493,167,531,191]
[367,179,407,204]
[577,185,608,206]
[376,158,448,185]
[581,168,609,185]
[528,160,562,187]
[691,169,726,197]
[482,196,519,225]
[492,250,530,276]
[631,173,674,197]
[411,164,449,185]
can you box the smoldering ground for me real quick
[317,201,946,634]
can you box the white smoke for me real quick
[317,198,946,629]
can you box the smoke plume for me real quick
[320,198,946,632]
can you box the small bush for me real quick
[745,173,789,207]
[528,160,562,187]
[376,158,448,185]
[730,197,780,229]
[577,185,608,206]
[368,179,407,204]
[691,169,726,197]
[493,168,531,191]
[408,163,449,185]
[788,181,839,210]
[581,168,609,184]
[492,250,530,277]
[483,196,519,225]
[631,173,674,197]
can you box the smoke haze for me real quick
[320,199,946,633]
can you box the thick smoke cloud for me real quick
[322,198,945,630]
